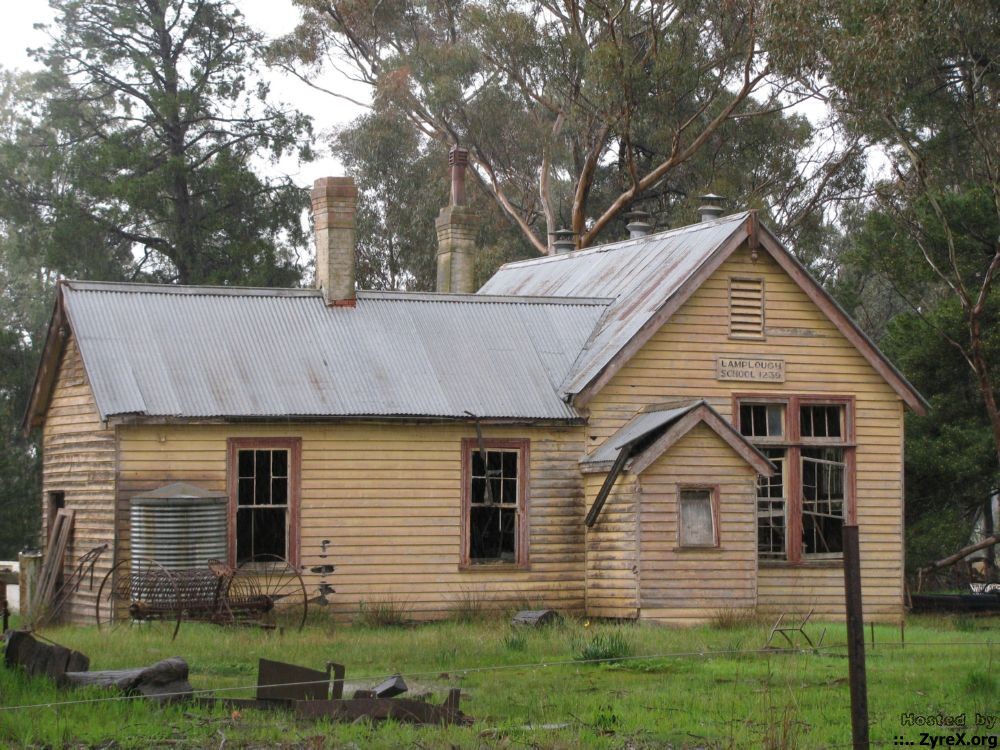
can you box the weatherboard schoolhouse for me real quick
[24,149,927,625]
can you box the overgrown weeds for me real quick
[449,587,494,623]
[355,595,410,628]
[500,628,527,652]
[710,607,763,630]
[574,630,633,664]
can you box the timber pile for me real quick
[3,630,190,701]
[3,629,89,685]
[64,657,192,701]
[2,636,469,725]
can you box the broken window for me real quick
[463,439,528,566]
[738,398,852,563]
[801,447,845,557]
[229,439,300,565]
[679,488,716,547]
[757,448,786,559]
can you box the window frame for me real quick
[733,394,856,564]
[459,437,530,569]
[226,437,301,567]
[676,484,720,549]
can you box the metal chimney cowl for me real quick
[625,210,653,239]
[697,193,726,222]
[552,228,576,254]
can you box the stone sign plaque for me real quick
[716,356,785,383]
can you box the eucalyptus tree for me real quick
[768,0,1000,470]
[4,0,314,285]
[277,0,860,254]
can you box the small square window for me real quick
[679,488,716,547]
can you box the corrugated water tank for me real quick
[130,483,227,570]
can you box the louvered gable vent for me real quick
[729,277,764,338]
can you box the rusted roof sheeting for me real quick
[62,282,609,421]
[479,213,750,397]
[580,403,700,466]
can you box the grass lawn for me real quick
[1,613,998,748]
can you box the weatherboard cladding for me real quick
[62,282,609,421]
[479,212,750,396]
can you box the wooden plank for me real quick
[35,509,75,617]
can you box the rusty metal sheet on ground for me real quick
[256,658,329,702]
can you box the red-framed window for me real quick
[226,438,301,566]
[460,438,529,568]
[677,484,720,549]
[734,395,856,563]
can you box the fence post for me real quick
[18,549,43,625]
[843,524,870,749]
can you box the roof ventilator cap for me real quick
[552,228,576,254]
[697,193,725,222]
[625,210,653,239]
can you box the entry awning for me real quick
[581,400,775,527]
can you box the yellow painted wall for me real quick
[585,242,906,621]
[584,471,639,618]
[41,337,117,624]
[636,423,759,625]
[116,422,586,621]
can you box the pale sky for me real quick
[0,0,371,186]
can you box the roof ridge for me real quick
[495,211,751,272]
[359,290,612,306]
[64,280,319,297]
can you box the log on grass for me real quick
[64,656,191,702]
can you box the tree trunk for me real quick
[968,312,1000,469]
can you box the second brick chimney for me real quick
[435,147,477,294]
[311,176,357,306]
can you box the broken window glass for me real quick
[757,448,786,559]
[801,447,845,557]
[236,448,289,562]
[469,448,519,563]
[679,489,715,547]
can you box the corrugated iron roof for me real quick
[62,282,610,421]
[580,402,702,466]
[479,213,750,396]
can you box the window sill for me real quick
[458,562,530,573]
[673,545,721,552]
[759,558,844,568]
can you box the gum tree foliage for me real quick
[767,0,1000,479]
[276,0,863,256]
[3,0,314,285]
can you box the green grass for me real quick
[1,614,998,748]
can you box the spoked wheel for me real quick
[95,558,182,641]
[230,554,308,632]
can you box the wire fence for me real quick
[0,638,994,713]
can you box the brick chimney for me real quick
[435,147,477,294]
[311,176,357,306]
